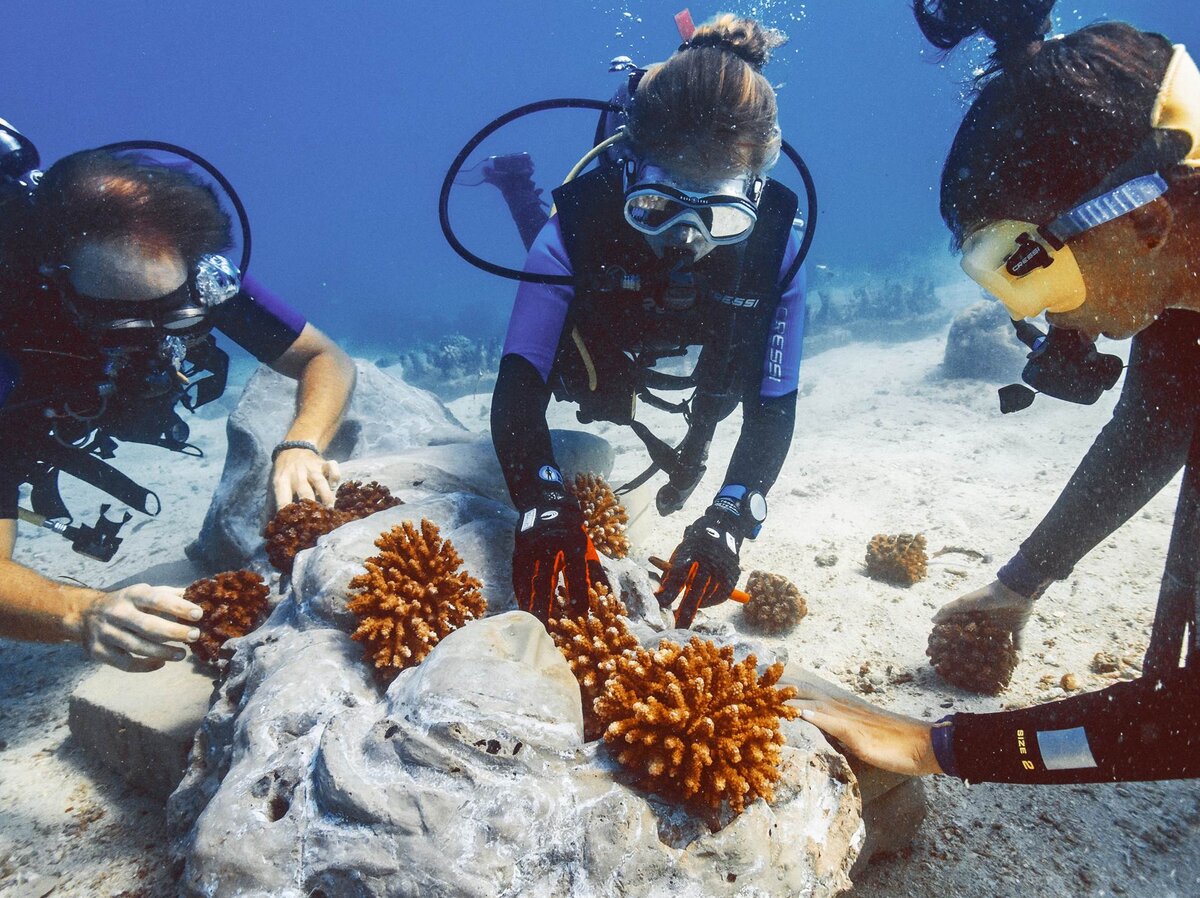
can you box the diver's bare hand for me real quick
[272,449,340,510]
[73,584,203,672]
[791,679,942,776]
[933,579,1037,650]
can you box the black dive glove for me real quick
[652,506,743,629]
[512,497,608,624]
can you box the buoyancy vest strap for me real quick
[34,438,161,517]
[571,327,599,392]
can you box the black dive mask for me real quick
[999,320,1124,414]
[50,252,241,344]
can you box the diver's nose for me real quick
[664,223,705,247]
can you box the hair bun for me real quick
[682,14,787,71]
[915,0,1054,55]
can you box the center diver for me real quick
[460,12,812,627]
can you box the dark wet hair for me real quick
[914,1,1196,246]
[626,14,787,178]
[24,149,232,264]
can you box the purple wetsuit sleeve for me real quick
[209,275,309,363]
[759,231,806,399]
[501,217,575,382]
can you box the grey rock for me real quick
[942,299,1029,381]
[175,613,862,898]
[187,360,471,571]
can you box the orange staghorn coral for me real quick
[264,500,355,575]
[334,479,403,517]
[567,473,630,559]
[741,570,808,635]
[347,519,487,683]
[546,582,640,741]
[594,636,799,816]
[927,612,1019,695]
[865,533,928,586]
[184,570,271,668]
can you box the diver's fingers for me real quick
[90,641,166,673]
[312,470,336,507]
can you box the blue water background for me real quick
[2,1,1193,352]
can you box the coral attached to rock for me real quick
[567,472,630,559]
[595,636,799,816]
[347,519,486,683]
[264,500,354,575]
[865,533,928,586]
[546,582,640,740]
[927,612,1019,694]
[184,570,271,667]
[334,479,403,518]
[265,481,403,575]
[741,570,807,635]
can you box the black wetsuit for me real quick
[936,309,1200,784]
[0,274,306,521]
[934,663,1200,784]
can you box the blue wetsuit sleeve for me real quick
[492,217,575,508]
[759,232,806,399]
[501,217,574,382]
[719,236,805,501]
[208,275,308,364]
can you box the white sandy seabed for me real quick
[1,323,1198,897]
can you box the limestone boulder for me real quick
[173,613,863,898]
[942,299,1029,381]
[187,360,471,571]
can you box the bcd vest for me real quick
[548,168,797,506]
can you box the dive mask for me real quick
[623,164,761,245]
[53,253,241,341]
[961,43,1200,320]
[960,173,1168,321]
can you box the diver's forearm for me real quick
[944,666,1200,784]
[0,555,98,644]
[723,391,797,495]
[491,353,558,508]
[283,349,356,451]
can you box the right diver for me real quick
[795,0,1199,784]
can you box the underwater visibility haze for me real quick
[1,0,1193,354]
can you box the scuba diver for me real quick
[472,14,809,627]
[0,128,356,672]
[796,0,1199,785]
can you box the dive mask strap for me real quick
[1044,174,1169,245]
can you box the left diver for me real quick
[0,124,356,672]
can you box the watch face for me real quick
[748,491,768,522]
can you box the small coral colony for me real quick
[182,479,1003,819]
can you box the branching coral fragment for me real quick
[594,637,798,815]
[546,583,639,741]
[347,519,486,683]
[865,533,928,585]
[184,570,271,667]
[567,473,630,559]
[334,480,403,517]
[742,570,807,635]
[927,612,1019,694]
[264,481,404,575]
[264,500,354,575]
